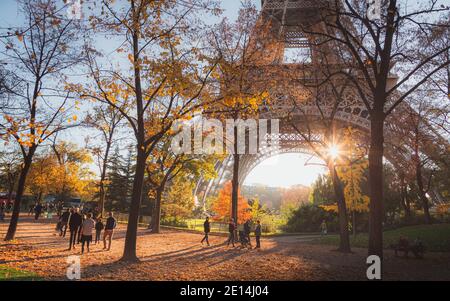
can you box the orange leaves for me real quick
[2,114,48,148]
[127,53,134,63]
[211,181,251,223]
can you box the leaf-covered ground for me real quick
[1,217,450,281]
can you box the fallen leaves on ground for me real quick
[1,217,449,281]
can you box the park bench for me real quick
[390,237,426,259]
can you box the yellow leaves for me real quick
[335,127,369,213]
[320,204,338,213]
[128,53,134,63]
[72,115,78,121]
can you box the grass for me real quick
[315,223,450,252]
[0,265,41,281]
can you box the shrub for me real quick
[283,203,339,233]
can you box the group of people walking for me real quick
[201,217,262,249]
[57,208,117,254]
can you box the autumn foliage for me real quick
[211,181,251,223]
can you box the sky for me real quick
[4,0,444,188]
[0,1,332,188]
[243,153,326,188]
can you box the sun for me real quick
[327,145,340,159]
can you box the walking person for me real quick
[34,203,43,220]
[103,212,117,251]
[254,220,262,249]
[95,217,104,244]
[59,209,71,237]
[201,217,210,246]
[80,213,95,254]
[320,220,328,236]
[226,218,236,247]
[68,208,82,251]
[243,219,252,248]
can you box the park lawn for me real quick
[315,223,450,252]
[0,265,42,281]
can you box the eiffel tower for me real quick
[194,0,448,208]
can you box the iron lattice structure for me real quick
[194,0,448,207]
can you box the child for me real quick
[95,218,104,244]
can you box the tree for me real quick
[281,185,311,209]
[337,128,370,235]
[249,198,266,221]
[206,2,271,225]
[50,141,93,201]
[211,181,251,223]
[146,136,217,233]
[162,177,195,222]
[81,0,219,261]
[105,146,134,212]
[26,142,94,203]
[0,0,82,240]
[298,0,450,260]
[0,148,21,204]
[85,104,124,216]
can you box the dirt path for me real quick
[1,217,449,280]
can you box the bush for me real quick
[283,203,339,233]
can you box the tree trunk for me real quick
[231,153,239,224]
[4,156,33,241]
[368,111,384,259]
[121,145,145,262]
[151,188,163,233]
[121,23,145,262]
[231,125,239,224]
[99,138,113,217]
[7,178,15,205]
[330,165,351,253]
[416,163,432,224]
[352,211,357,237]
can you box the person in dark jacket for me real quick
[77,214,86,244]
[103,212,117,251]
[201,217,210,246]
[254,220,262,249]
[59,209,71,237]
[243,219,252,247]
[68,208,82,250]
[95,218,104,244]
[226,218,236,247]
[34,203,43,220]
